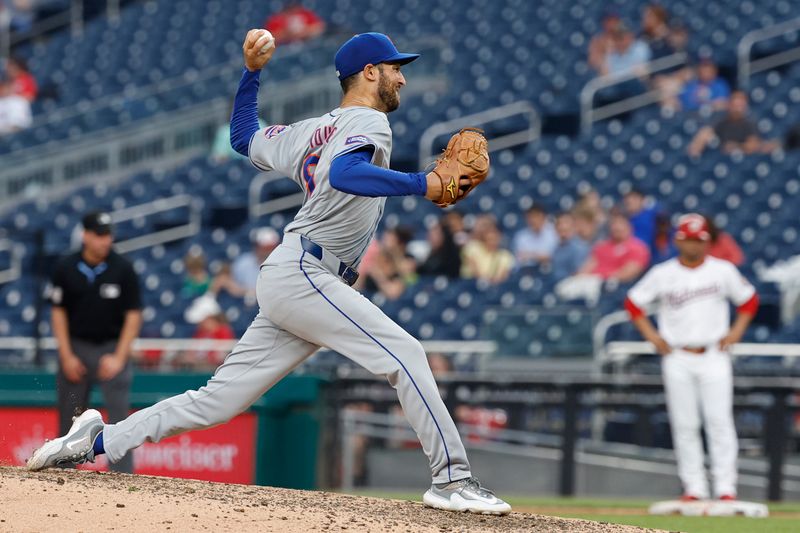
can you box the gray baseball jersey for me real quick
[101,105,473,486]
[248,106,392,267]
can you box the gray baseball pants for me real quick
[104,235,471,484]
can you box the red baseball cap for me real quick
[675,214,710,241]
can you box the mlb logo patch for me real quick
[345,135,370,145]
[264,125,288,139]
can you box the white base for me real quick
[648,499,769,518]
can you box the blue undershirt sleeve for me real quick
[329,148,428,197]
[230,68,262,156]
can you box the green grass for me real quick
[351,491,800,533]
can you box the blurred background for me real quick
[1,0,800,502]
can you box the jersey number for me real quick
[302,153,320,195]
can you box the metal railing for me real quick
[0,239,24,284]
[248,172,305,221]
[332,374,800,500]
[593,309,800,373]
[0,336,495,367]
[6,33,446,155]
[112,194,202,254]
[738,17,800,89]
[1,0,86,59]
[579,52,687,134]
[418,101,540,168]
[0,97,230,214]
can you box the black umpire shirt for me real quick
[51,250,142,343]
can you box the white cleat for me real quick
[423,477,512,515]
[26,409,104,471]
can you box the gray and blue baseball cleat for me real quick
[423,477,512,515]
[26,409,104,471]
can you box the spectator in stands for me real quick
[676,58,730,113]
[591,19,651,102]
[5,55,37,101]
[442,209,469,248]
[512,204,558,268]
[576,188,608,233]
[177,295,235,370]
[641,4,691,97]
[418,220,461,278]
[361,227,417,299]
[577,213,650,282]
[623,189,658,248]
[214,227,279,300]
[551,212,591,281]
[705,215,744,266]
[651,212,678,264]
[588,12,623,74]
[605,24,651,77]
[688,91,779,157]
[264,3,325,44]
[0,75,32,135]
[640,4,675,61]
[461,215,515,284]
[573,208,601,245]
[181,250,211,299]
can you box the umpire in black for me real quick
[50,211,142,473]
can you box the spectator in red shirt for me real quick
[578,213,650,282]
[705,215,744,266]
[178,295,235,369]
[264,3,325,44]
[6,56,37,102]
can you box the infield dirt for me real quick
[0,466,664,532]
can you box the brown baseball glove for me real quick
[427,128,489,207]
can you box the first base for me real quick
[649,500,769,518]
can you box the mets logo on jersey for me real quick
[264,125,288,139]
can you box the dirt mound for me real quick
[0,467,661,532]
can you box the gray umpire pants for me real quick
[58,338,134,473]
[104,237,471,484]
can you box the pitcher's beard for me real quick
[378,76,400,112]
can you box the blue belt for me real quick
[300,235,360,286]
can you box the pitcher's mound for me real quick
[0,467,660,532]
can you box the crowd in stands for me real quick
[349,186,745,306]
[586,3,786,158]
[147,182,746,370]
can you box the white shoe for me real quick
[26,409,104,471]
[423,477,511,515]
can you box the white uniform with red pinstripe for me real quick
[627,256,757,499]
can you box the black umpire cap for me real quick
[82,211,113,235]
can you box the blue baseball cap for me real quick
[334,32,420,81]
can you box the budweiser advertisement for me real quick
[0,407,257,484]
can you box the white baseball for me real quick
[256,30,275,54]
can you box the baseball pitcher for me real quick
[27,30,509,515]
[624,213,759,501]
